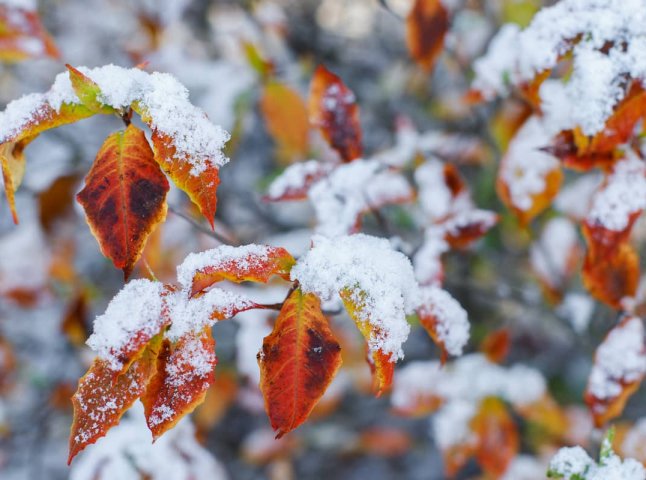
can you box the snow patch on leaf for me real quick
[86,280,166,371]
[587,155,646,232]
[417,286,470,357]
[0,65,229,175]
[291,234,420,360]
[587,316,646,400]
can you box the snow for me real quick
[0,0,36,10]
[473,0,646,135]
[441,209,498,238]
[307,159,412,237]
[548,446,595,479]
[0,65,230,176]
[417,286,470,356]
[548,442,646,480]
[414,227,448,286]
[588,316,646,400]
[558,293,595,333]
[501,116,560,212]
[530,217,578,289]
[392,354,546,449]
[86,280,165,371]
[501,455,547,480]
[373,121,484,169]
[554,174,603,221]
[165,287,255,340]
[0,222,51,294]
[471,24,520,100]
[432,400,476,450]
[176,244,276,291]
[622,418,646,461]
[414,159,454,221]
[587,155,646,232]
[70,403,227,480]
[291,234,420,360]
[236,313,272,384]
[87,275,256,367]
[265,160,331,200]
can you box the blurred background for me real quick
[1,0,644,479]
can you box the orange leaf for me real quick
[77,125,169,279]
[308,65,362,162]
[0,138,30,223]
[590,85,646,152]
[470,397,519,477]
[405,0,449,72]
[38,174,79,232]
[416,286,469,365]
[497,116,563,225]
[142,328,217,439]
[260,81,310,162]
[0,5,59,61]
[0,335,16,393]
[258,288,342,438]
[68,336,162,463]
[1,101,97,223]
[545,130,618,172]
[516,394,569,439]
[518,69,551,110]
[358,427,412,457]
[340,289,394,396]
[182,245,295,297]
[582,223,639,309]
[497,153,563,226]
[584,316,646,427]
[480,329,510,364]
[442,209,499,249]
[264,160,332,201]
[148,131,220,228]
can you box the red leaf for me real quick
[69,336,162,463]
[142,328,217,439]
[258,288,342,438]
[264,161,331,201]
[309,65,362,162]
[148,131,221,228]
[582,223,639,309]
[77,125,169,279]
[441,209,498,249]
[179,245,296,297]
[405,0,449,72]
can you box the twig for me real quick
[167,204,235,245]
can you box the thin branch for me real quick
[167,204,234,245]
